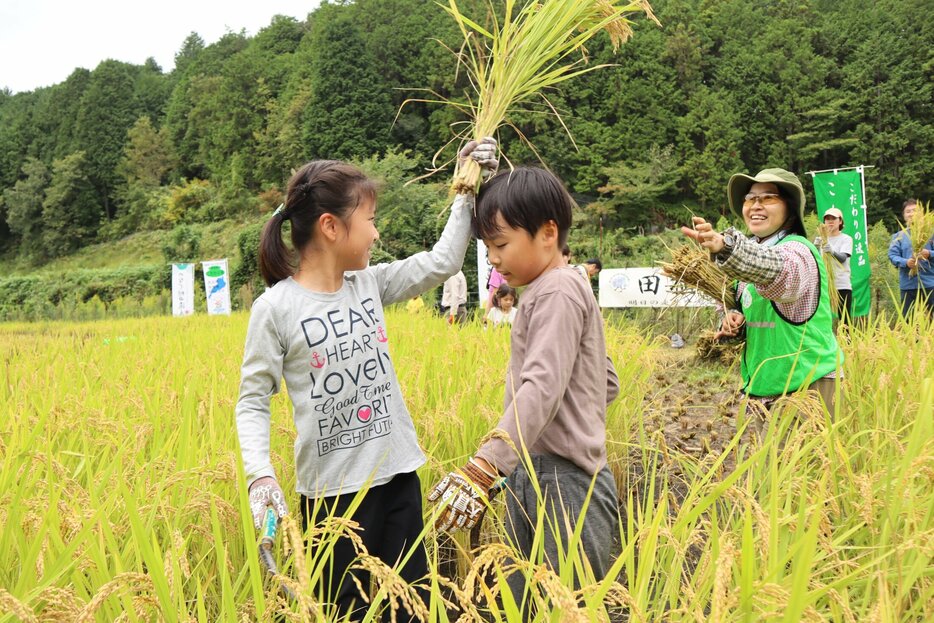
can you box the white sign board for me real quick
[202,259,232,315]
[598,267,713,308]
[171,263,195,317]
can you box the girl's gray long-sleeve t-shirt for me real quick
[236,194,473,497]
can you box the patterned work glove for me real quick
[428,458,497,533]
[248,476,289,530]
[458,137,499,179]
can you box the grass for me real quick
[0,218,251,276]
[0,305,932,621]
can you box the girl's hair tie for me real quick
[272,203,290,220]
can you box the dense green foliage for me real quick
[0,265,167,320]
[0,0,931,268]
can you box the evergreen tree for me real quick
[2,157,50,258]
[41,151,101,256]
[173,32,205,77]
[301,3,394,161]
[592,144,680,229]
[74,60,141,220]
[677,87,744,213]
[111,116,177,234]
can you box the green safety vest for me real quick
[739,234,842,396]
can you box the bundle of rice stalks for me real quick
[660,243,736,310]
[817,223,841,312]
[903,200,934,276]
[440,0,659,193]
[695,329,743,365]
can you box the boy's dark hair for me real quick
[584,258,602,271]
[473,167,573,246]
[259,160,377,286]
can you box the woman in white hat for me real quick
[681,168,843,429]
[815,207,854,322]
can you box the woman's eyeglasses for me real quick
[743,192,782,207]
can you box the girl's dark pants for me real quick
[299,471,428,622]
[837,288,852,323]
[503,454,619,614]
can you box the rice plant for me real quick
[1,307,931,621]
[430,0,659,192]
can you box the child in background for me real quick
[236,141,497,620]
[484,283,518,327]
[485,266,506,310]
[405,295,425,314]
[428,167,620,610]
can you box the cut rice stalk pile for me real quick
[444,0,658,193]
[660,243,736,310]
[904,201,934,276]
[695,329,744,365]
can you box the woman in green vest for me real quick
[681,168,843,428]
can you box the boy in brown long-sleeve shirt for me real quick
[428,167,620,605]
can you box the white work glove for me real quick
[458,137,499,179]
[248,476,289,530]
[428,458,497,533]
[822,243,833,254]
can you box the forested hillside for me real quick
[1,0,931,266]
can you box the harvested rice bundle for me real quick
[903,201,934,276]
[440,0,658,193]
[660,243,736,310]
[695,329,744,365]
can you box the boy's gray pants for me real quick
[503,454,619,609]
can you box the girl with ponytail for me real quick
[236,141,496,619]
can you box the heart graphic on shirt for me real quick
[357,406,372,423]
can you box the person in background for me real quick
[582,258,602,278]
[428,167,620,614]
[406,295,425,314]
[888,199,934,317]
[561,243,572,265]
[815,207,854,323]
[485,266,506,311]
[573,257,602,283]
[681,168,843,428]
[484,283,518,328]
[441,269,468,324]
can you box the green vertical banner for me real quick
[810,167,871,318]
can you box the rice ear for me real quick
[660,243,736,310]
[444,0,658,193]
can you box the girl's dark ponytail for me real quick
[257,161,377,287]
[258,212,294,287]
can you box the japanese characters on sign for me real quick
[598,267,713,308]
